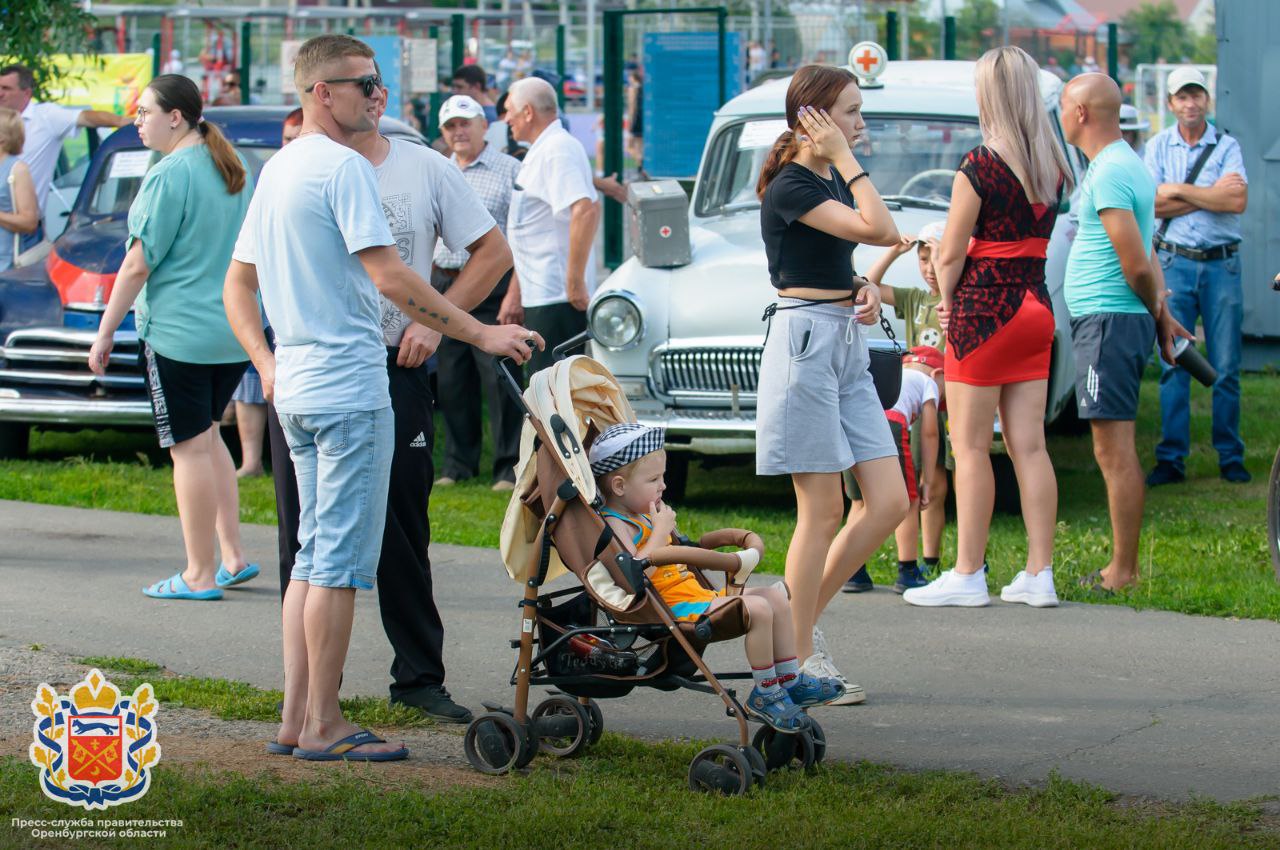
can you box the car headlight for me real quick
[589,293,644,350]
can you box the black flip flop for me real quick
[1077,570,1115,596]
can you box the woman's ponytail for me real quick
[756,130,798,200]
[145,74,246,195]
[198,119,247,195]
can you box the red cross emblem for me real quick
[659,226,672,238]
[856,49,878,73]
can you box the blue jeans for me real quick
[278,406,394,590]
[1155,250,1244,471]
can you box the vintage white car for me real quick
[586,52,1086,500]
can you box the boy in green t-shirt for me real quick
[845,222,949,589]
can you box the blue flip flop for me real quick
[266,740,297,756]
[142,572,223,601]
[216,563,260,589]
[292,729,408,762]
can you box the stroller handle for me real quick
[494,339,537,416]
[552,329,592,361]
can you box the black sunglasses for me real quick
[304,74,382,98]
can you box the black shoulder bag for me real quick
[1154,141,1216,245]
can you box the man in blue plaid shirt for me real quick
[1143,67,1250,487]
[432,95,526,490]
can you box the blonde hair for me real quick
[974,46,1073,205]
[0,107,23,155]
[293,34,374,92]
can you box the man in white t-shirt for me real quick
[0,64,130,244]
[346,84,509,725]
[223,35,539,762]
[503,76,599,375]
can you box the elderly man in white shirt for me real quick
[501,76,600,375]
[0,64,130,240]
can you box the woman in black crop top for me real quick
[754,64,906,694]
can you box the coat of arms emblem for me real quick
[29,668,161,810]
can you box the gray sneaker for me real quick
[807,627,866,705]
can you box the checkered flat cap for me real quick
[588,423,666,477]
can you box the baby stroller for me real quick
[463,353,827,793]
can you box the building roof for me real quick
[1074,0,1201,22]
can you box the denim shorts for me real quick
[278,406,394,590]
[756,299,897,475]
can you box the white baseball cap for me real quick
[1166,67,1209,97]
[916,221,946,244]
[438,95,485,128]
[1118,103,1149,132]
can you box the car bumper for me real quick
[633,406,758,455]
[632,404,1009,456]
[0,390,153,427]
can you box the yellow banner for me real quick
[47,54,151,117]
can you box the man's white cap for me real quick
[1118,103,1149,132]
[439,95,485,128]
[1166,66,1209,97]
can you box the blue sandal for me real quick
[786,672,847,707]
[266,740,296,755]
[744,687,811,733]
[292,729,408,762]
[216,563,260,588]
[142,572,223,601]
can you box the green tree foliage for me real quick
[1122,1,1193,65]
[956,0,1001,60]
[908,10,942,60]
[0,0,99,100]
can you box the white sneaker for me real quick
[1000,568,1059,608]
[901,569,991,607]
[802,653,866,705]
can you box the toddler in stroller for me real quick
[466,354,842,792]
[592,423,845,731]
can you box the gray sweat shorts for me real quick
[756,298,898,475]
[1069,312,1155,421]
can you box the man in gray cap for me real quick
[1118,104,1149,155]
[1143,67,1250,487]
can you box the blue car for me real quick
[0,106,426,457]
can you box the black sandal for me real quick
[1077,569,1115,597]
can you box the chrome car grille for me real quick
[0,327,146,394]
[651,347,761,400]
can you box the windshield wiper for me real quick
[881,194,951,211]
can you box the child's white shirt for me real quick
[889,368,939,424]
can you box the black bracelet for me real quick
[846,171,869,187]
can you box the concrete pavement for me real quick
[2,499,1277,801]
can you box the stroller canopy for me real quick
[500,356,637,585]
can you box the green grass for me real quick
[3,373,1279,621]
[5,658,1273,846]
[2,739,1276,848]
[77,656,433,729]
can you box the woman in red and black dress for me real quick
[903,46,1073,609]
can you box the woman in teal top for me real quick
[88,74,260,601]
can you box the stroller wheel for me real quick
[751,724,816,772]
[515,718,539,768]
[464,712,528,775]
[806,717,827,766]
[531,695,591,758]
[583,699,605,747]
[688,744,753,795]
[741,745,767,788]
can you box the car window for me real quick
[86,145,276,217]
[697,116,985,216]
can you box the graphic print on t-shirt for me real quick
[382,193,415,266]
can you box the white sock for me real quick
[752,665,781,694]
